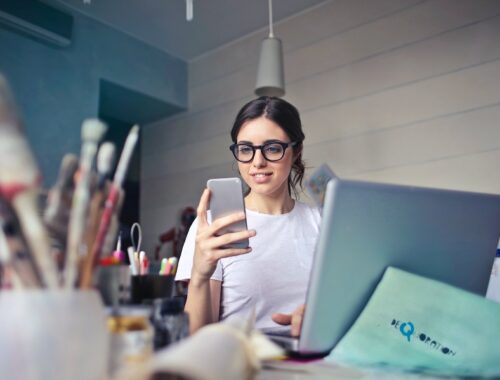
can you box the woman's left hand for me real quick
[271,304,305,337]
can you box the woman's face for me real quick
[236,116,295,198]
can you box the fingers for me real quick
[211,246,252,260]
[208,229,255,250]
[209,212,247,235]
[197,188,210,227]
[291,308,304,337]
[272,304,306,337]
[271,313,292,326]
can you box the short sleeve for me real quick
[175,216,223,282]
[175,218,198,281]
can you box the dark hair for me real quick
[230,96,305,198]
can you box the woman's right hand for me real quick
[191,188,256,283]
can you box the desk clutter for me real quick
[0,74,139,290]
[0,73,191,379]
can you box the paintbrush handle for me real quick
[85,189,106,256]
[113,125,139,187]
[0,222,40,288]
[11,190,59,288]
[79,185,119,288]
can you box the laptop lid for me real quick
[297,178,500,356]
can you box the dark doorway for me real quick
[97,79,184,248]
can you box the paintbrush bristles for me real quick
[82,119,107,143]
[97,142,115,176]
[0,131,39,186]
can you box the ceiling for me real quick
[46,0,327,61]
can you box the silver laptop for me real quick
[269,178,500,357]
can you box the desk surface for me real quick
[257,361,445,380]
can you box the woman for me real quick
[176,96,321,335]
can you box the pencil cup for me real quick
[130,274,175,304]
[0,290,109,380]
[95,265,131,306]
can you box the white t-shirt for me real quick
[175,201,321,333]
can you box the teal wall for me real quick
[0,8,187,186]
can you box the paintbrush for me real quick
[44,154,79,255]
[0,197,44,288]
[64,119,107,288]
[100,190,124,260]
[85,142,115,254]
[80,125,139,288]
[0,74,59,287]
[0,198,42,288]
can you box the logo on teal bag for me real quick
[399,321,414,342]
[390,319,456,356]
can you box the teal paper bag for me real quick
[328,267,500,377]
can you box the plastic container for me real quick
[95,265,131,306]
[0,290,109,380]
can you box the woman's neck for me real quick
[245,191,295,215]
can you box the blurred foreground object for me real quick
[0,290,109,380]
[117,318,283,380]
[0,74,58,287]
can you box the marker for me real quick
[164,260,172,276]
[167,257,178,275]
[112,232,125,263]
[139,251,148,275]
[128,246,138,275]
[159,258,167,275]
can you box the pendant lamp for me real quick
[255,0,285,97]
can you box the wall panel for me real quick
[141,0,500,252]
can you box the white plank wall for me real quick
[141,0,500,253]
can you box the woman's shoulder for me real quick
[293,200,321,223]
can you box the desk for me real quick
[257,361,445,380]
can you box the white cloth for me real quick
[176,201,321,333]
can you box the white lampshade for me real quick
[255,36,285,97]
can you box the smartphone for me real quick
[206,177,249,249]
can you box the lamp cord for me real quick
[268,0,274,38]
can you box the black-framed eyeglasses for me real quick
[229,141,298,163]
